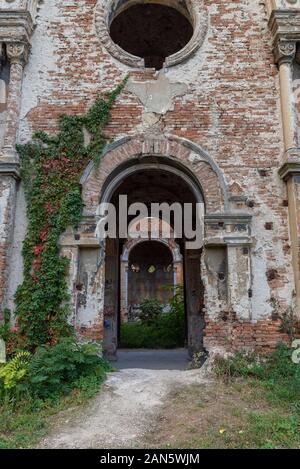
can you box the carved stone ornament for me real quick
[274,40,296,65]
[6,42,29,66]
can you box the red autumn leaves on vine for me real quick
[30,153,83,283]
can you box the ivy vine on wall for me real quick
[14,79,127,350]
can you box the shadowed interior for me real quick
[109,3,194,70]
[128,241,174,306]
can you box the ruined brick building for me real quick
[1,0,300,358]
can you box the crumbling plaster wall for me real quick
[2,0,295,343]
[0,176,17,320]
[75,247,104,336]
[5,184,27,315]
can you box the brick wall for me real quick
[10,0,296,351]
[204,319,291,354]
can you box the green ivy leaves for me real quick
[14,78,127,349]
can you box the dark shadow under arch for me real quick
[101,158,205,359]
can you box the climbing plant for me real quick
[14,79,127,350]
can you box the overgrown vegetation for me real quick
[0,372,107,449]
[0,309,11,343]
[145,343,300,449]
[0,339,110,404]
[7,79,127,350]
[139,299,163,325]
[0,339,111,448]
[120,286,185,349]
[210,343,300,448]
[0,81,127,448]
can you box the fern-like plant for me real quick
[0,351,31,390]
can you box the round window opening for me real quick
[109,2,194,70]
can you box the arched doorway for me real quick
[127,241,174,305]
[101,160,205,359]
[121,238,181,322]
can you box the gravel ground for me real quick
[40,361,209,449]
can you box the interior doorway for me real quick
[119,234,185,349]
[122,240,175,322]
[102,160,205,360]
[129,241,173,301]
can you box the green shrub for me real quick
[0,339,111,404]
[212,351,262,380]
[259,342,299,380]
[121,289,185,348]
[213,343,300,381]
[27,338,110,400]
[212,343,300,409]
[139,299,163,325]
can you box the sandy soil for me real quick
[40,366,209,449]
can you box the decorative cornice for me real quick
[204,236,252,247]
[269,10,300,44]
[265,2,300,19]
[0,160,20,180]
[278,147,300,179]
[0,10,34,47]
[268,9,300,64]
[279,162,300,179]
[204,213,252,225]
[223,236,253,246]
[279,161,300,179]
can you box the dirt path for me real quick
[40,367,209,449]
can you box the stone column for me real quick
[0,173,18,319]
[120,260,129,323]
[276,41,300,315]
[276,42,297,149]
[0,42,6,149]
[0,42,28,319]
[226,244,251,320]
[2,42,28,159]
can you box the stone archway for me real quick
[90,136,219,358]
[62,135,253,358]
[102,163,204,358]
[80,134,229,216]
[119,220,183,324]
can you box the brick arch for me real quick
[80,135,229,215]
[121,229,182,264]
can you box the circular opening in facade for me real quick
[109,3,194,70]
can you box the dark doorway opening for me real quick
[119,238,185,349]
[127,241,174,309]
[109,3,194,70]
[102,163,205,360]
